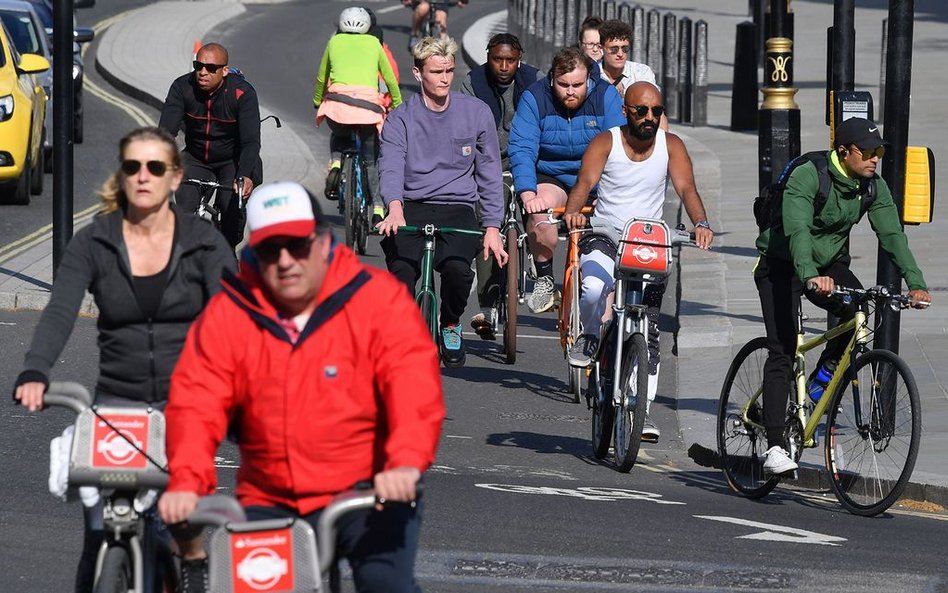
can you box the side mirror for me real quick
[17,53,51,75]
[74,0,96,8]
[903,147,935,225]
[74,27,94,43]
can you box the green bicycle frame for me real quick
[742,308,870,448]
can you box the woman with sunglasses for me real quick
[13,126,234,593]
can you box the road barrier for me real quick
[507,0,709,126]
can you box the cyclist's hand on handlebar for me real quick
[483,227,508,267]
[564,211,587,231]
[520,190,545,214]
[806,276,835,296]
[376,201,406,236]
[14,381,45,412]
[908,289,932,309]
[234,177,254,199]
[159,490,200,525]
[693,226,714,250]
[373,466,421,511]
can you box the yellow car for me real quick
[0,21,48,205]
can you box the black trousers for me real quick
[176,152,244,247]
[382,202,480,327]
[754,256,862,447]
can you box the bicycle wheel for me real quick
[354,162,370,255]
[825,349,921,516]
[566,266,583,403]
[94,546,132,593]
[502,226,519,364]
[590,324,616,459]
[717,337,779,498]
[613,333,649,472]
[342,157,357,249]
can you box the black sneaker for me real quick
[324,167,341,201]
[440,324,466,367]
[179,557,209,593]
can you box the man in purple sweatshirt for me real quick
[378,36,507,367]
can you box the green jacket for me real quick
[756,150,927,290]
[312,33,402,108]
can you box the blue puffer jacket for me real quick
[508,72,624,193]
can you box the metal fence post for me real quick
[879,17,888,116]
[631,5,646,64]
[693,20,708,125]
[677,17,693,123]
[663,12,678,119]
[603,0,617,20]
[646,9,662,79]
[731,21,758,130]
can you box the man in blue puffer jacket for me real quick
[509,46,624,313]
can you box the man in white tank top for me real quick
[562,82,714,442]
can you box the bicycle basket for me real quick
[68,406,168,489]
[616,218,672,282]
[207,518,320,593]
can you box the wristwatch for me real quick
[695,220,712,230]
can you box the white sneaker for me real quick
[762,446,798,475]
[469,307,497,341]
[528,275,556,313]
[641,414,660,443]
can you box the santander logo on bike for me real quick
[231,528,295,593]
[632,244,658,264]
[92,415,149,469]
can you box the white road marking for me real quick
[694,515,847,546]
[476,483,686,505]
[375,4,404,14]
[444,434,473,439]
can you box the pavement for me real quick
[1,0,947,508]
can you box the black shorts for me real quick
[536,173,570,193]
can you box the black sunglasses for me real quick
[121,160,172,176]
[255,235,316,263]
[627,104,665,119]
[193,60,226,74]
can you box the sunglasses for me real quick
[193,60,226,74]
[606,45,631,55]
[627,105,665,119]
[852,145,885,160]
[121,160,173,176]
[255,234,316,263]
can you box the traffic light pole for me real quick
[52,0,75,277]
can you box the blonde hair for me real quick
[412,36,458,69]
[99,127,181,214]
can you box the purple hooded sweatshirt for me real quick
[379,92,504,229]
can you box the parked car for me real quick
[21,0,93,144]
[0,19,49,204]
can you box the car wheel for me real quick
[30,138,44,195]
[11,151,32,205]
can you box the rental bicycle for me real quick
[337,129,372,255]
[537,205,594,403]
[43,382,176,593]
[388,224,483,339]
[717,285,922,516]
[187,487,419,593]
[581,217,694,472]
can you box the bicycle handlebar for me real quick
[806,283,918,309]
[378,224,484,237]
[183,178,230,191]
[42,381,94,414]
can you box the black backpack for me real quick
[754,151,876,232]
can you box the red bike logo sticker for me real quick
[632,244,659,264]
[92,415,149,469]
[231,528,294,592]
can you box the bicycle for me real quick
[187,487,419,593]
[717,285,922,516]
[537,205,594,404]
[419,1,461,40]
[386,224,483,340]
[493,171,525,363]
[181,175,245,230]
[579,217,694,472]
[43,382,176,593]
[337,129,372,255]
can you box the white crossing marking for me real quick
[694,515,847,546]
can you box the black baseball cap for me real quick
[835,117,887,151]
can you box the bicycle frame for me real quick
[607,275,649,406]
[500,172,526,305]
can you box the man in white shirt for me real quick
[597,20,668,131]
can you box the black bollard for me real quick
[677,17,693,124]
[693,20,708,126]
[731,21,758,130]
[663,13,678,120]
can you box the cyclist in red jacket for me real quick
[158,181,444,593]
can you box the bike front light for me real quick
[0,95,13,122]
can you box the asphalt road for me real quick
[1,1,947,592]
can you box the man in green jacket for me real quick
[754,117,931,475]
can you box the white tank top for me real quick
[594,127,669,234]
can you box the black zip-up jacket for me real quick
[18,207,234,403]
[158,72,261,180]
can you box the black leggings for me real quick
[755,257,862,448]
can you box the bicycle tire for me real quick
[354,162,370,255]
[717,337,779,498]
[503,226,519,364]
[590,324,617,459]
[417,290,438,340]
[342,158,357,249]
[613,332,648,472]
[565,266,582,403]
[824,349,921,516]
[94,546,133,593]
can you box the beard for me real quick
[627,116,658,140]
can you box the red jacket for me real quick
[164,244,444,514]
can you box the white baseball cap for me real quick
[246,181,320,247]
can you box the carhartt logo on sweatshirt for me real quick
[461,145,472,157]
[325,366,338,378]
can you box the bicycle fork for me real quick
[418,227,438,338]
[610,279,648,408]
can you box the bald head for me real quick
[623,82,663,141]
[624,81,662,106]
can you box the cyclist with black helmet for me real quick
[314,7,402,223]
[403,0,467,50]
